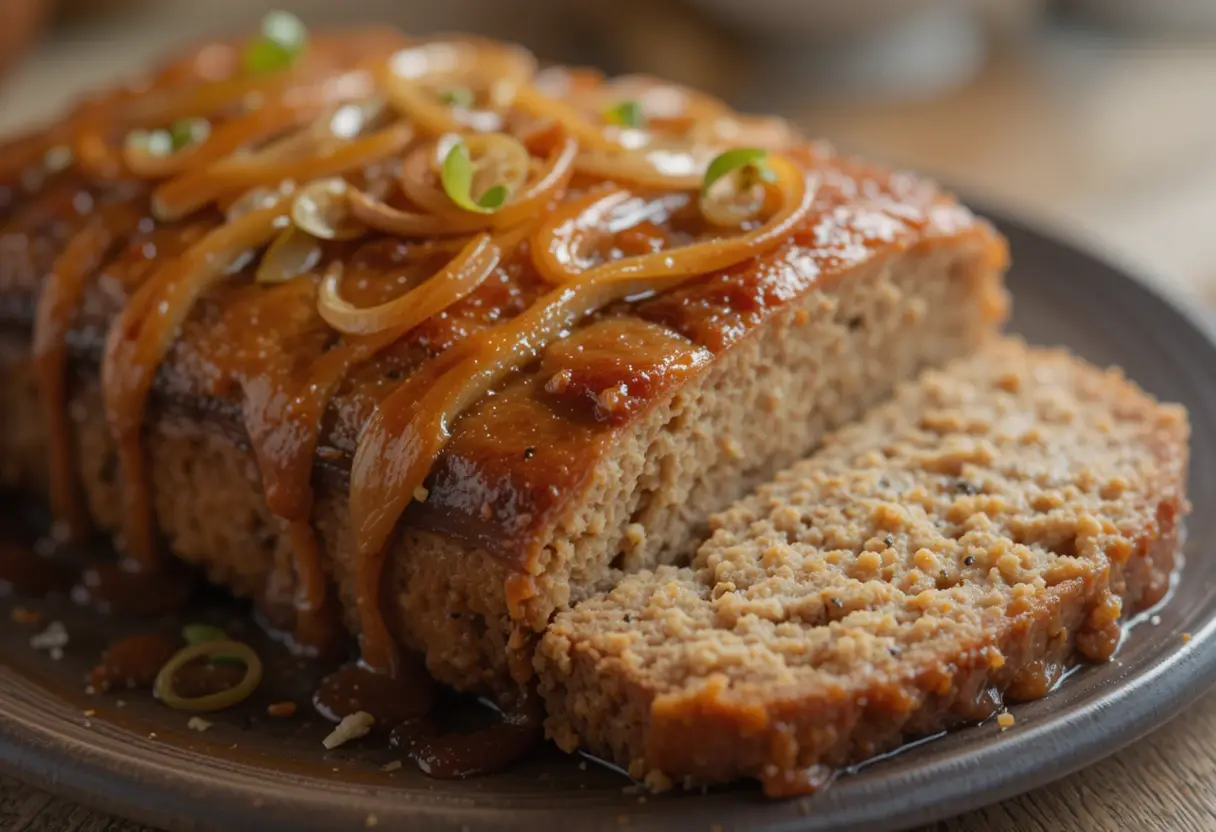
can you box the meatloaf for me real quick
[0,27,1008,692]
[537,340,1189,793]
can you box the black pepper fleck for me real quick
[883,534,895,547]
[964,556,975,566]
[523,447,536,460]
[830,597,843,608]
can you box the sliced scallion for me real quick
[701,147,774,197]
[243,10,309,75]
[605,100,645,129]
[440,87,476,109]
[441,141,508,214]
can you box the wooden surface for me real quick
[1,5,1215,831]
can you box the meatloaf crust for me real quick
[536,340,1189,792]
[0,30,1008,691]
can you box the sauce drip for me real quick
[314,662,436,726]
[71,562,194,616]
[388,689,542,779]
[32,204,145,543]
[87,633,177,692]
[0,541,73,597]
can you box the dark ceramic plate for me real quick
[3,210,1216,832]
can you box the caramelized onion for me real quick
[352,131,578,240]
[152,117,412,221]
[291,177,367,240]
[382,39,536,135]
[512,84,621,152]
[224,180,298,222]
[317,233,500,335]
[688,113,798,150]
[530,188,690,285]
[348,154,811,675]
[350,133,577,238]
[102,200,291,566]
[574,139,719,190]
[33,207,144,541]
[256,225,324,283]
[75,65,380,181]
[121,102,325,180]
[598,75,732,127]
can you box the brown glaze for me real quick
[0,541,73,597]
[32,202,146,543]
[87,633,177,692]
[171,658,250,701]
[71,561,194,616]
[313,662,436,726]
[388,690,543,779]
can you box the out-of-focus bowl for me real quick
[687,0,1002,44]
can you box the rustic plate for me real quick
[3,209,1216,832]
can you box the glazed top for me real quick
[0,20,1003,675]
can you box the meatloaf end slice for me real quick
[536,339,1190,792]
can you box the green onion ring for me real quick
[154,639,263,712]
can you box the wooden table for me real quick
[1,5,1214,830]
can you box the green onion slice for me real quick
[441,140,508,214]
[181,623,247,665]
[182,623,229,645]
[605,100,645,129]
[701,147,774,197]
[244,10,309,75]
[154,639,263,712]
[170,118,211,150]
[440,87,476,109]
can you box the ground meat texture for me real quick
[536,340,1189,794]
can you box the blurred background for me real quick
[1,0,1215,307]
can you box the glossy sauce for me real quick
[388,690,542,779]
[313,662,436,726]
[0,541,73,597]
[71,561,194,616]
[87,633,177,692]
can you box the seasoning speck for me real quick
[997,712,1015,729]
[1182,633,1193,644]
[10,606,42,625]
[523,447,536,460]
[188,716,213,733]
[30,621,68,653]
[323,711,374,749]
[267,701,297,718]
[412,486,429,503]
[82,709,97,718]
[381,760,403,772]
[365,814,379,828]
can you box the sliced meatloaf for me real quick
[0,33,1008,693]
[537,340,1189,793]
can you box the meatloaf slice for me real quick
[536,339,1190,793]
